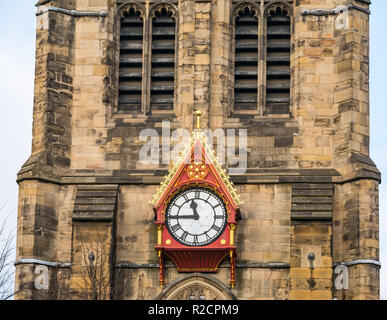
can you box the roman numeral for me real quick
[204,233,210,240]
[213,203,220,209]
[215,215,224,220]
[212,225,220,232]
[171,224,181,232]
[195,191,200,198]
[183,194,189,201]
[193,235,198,244]
[181,231,188,241]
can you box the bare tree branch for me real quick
[0,207,15,300]
[78,232,112,300]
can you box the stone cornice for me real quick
[355,0,371,5]
[18,151,381,186]
[16,167,380,185]
[14,258,71,268]
[301,4,370,16]
[115,262,290,269]
[35,0,50,5]
[36,6,108,17]
[333,259,381,269]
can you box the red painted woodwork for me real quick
[153,136,240,287]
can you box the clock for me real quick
[165,187,227,247]
[153,121,242,286]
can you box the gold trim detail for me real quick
[150,127,243,207]
[157,224,164,246]
[195,110,202,130]
[186,162,209,180]
[229,224,236,246]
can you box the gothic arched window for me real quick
[234,5,259,111]
[232,2,292,116]
[118,5,145,112]
[150,5,177,111]
[266,4,291,114]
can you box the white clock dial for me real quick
[165,187,227,246]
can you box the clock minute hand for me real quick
[190,200,200,220]
[177,215,198,219]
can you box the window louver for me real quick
[151,9,176,111]
[266,7,291,114]
[119,10,144,111]
[234,8,259,111]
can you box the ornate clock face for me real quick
[165,187,227,247]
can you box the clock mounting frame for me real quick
[152,120,242,288]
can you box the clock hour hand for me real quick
[190,200,200,220]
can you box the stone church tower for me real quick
[15,0,380,300]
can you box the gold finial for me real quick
[195,110,202,130]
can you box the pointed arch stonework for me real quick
[156,275,236,300]
[264,1,293,18]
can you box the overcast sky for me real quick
[0,1,386,299]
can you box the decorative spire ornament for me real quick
[195,110,202,130]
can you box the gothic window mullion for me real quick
[118,6,144,112]
[234,6,259,112]
[258,9,265,116]
[150,6,176,112]
[265,5,291,115]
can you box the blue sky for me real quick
[370,0,387,299]
[0,1,386,299]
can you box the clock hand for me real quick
[189,200,200,220]
[177,215,198,219]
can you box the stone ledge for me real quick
[35,6,108,17]
[301,4,370,16]
[14,258,71,268]
[333,155,381,184]
[333,259,381,269]
[17,168,342,185]
[17,170,379,185]
[17,155,381,185]
[115,262,290,269]
[35,0,50,5]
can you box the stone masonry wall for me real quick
[114,184,291,300]
[15,0,379,300]
[32,0,75,171]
